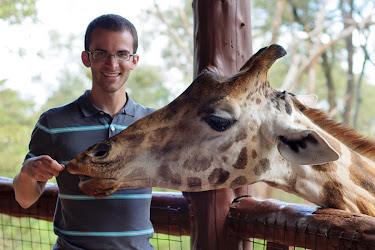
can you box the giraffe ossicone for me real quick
[67,44,375,216]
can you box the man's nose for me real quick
[105,54,119,67]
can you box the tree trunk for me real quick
[321,52,336,112]
[185,1,253,249]
[340,0,355,124]
[353,45,369,128]
[269,0,286,45]
[307,1,327,94]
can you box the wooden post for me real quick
[183,1,253,249]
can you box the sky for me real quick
[0,0,182,107]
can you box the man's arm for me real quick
[13,155,65,209]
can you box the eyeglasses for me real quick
[86,51,134,61]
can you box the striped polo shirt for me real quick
[26,90,156,249]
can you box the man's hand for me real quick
[14,155,65,209]
[21,155,65,182]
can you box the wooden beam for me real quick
[184,1,253,249]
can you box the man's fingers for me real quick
[33,157,65,178]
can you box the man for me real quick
[13,14,155,249]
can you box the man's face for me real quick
[84,28,138,94]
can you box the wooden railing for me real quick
[2,177,375,249]
[227,196,375,249]
[0,177,190,236]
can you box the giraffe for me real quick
[67,44,375,216]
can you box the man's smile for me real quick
[103,72,121,77]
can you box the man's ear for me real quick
[82,51,91,68]
[130,54,139,70]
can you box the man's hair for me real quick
[84,14,138,53]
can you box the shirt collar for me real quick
[122,94,136,117]
[78,90,136,117]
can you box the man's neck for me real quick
[88,90,127,117]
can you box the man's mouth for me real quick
[103,72,121,77]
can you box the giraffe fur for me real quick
[67,44,375,216]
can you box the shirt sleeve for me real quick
[24,112,55,162]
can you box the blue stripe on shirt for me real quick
[54,226,154,237]
[59,193,152,200]
[36,122,128,134]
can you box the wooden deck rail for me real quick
[2,177,375,249]
[0,177,190,236]
[227,196,375,249]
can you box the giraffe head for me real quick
[67,44,340,198]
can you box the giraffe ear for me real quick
[276,129,340,165]
[295,94,318,108]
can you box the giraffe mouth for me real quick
[77,175,120,198]
[78,177,120,198]
[79,174,92,182]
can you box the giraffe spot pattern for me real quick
[235,130,247,142]
[208,168,230,186]
[157,164,182,187]
[221,156,228,163]
[252,149,257,159]
[271,98,281,112]
[182,155,212,172]
[285,172,298,190]
[253,158,270,176]
[311,162,337,172]
[349,152,375,197]
[356,196,375,217]
[218,139,234,153]
[124,132,146,147]
[264,181,277,187]
[256,98,261,105]
[158,138,184,158]
[321,181,345,210]
[285,99,292,115]
[149,127,169,145]
[233,147,248,169]
[230,176,248,188]
[187,177,202,190]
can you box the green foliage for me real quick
[141,0,193,82]
[353,82,375,136]
[0,81,35,178]
[127,66,171,109]
[253,0,322,32]
[38,69,90,114]
[0,0,37,23]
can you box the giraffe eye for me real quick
[204,115,235,132]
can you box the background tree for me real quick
[253,0,375,128]
[38,69,89,113]
[142,0,194,84]
[0,0,37,23]
[0,81,36,177]
[0,0,39,178]
[127,66,171,108]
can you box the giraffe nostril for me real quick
[91,143,110,158]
